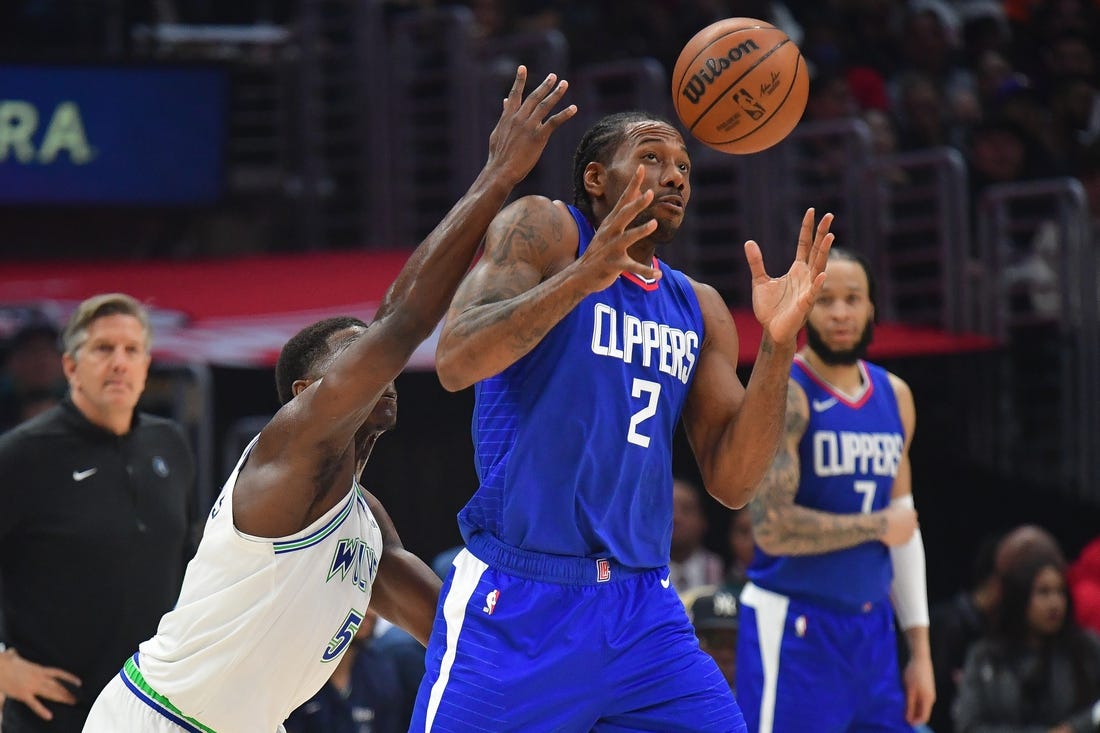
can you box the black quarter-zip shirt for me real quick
[0,397,196,731]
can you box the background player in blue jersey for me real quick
[737,248,936,732]
[409,110,834,732]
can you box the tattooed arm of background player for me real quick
[435,166,660,391]
[750,381,894,556]
[362,491,440,647]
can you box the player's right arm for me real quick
[748,380,918,556]
[236,68,575,536]
[435,165,660,390]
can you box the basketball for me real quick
[672,18,809,154]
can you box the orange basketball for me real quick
[672,18,809,154]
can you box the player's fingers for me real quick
[797,271,827,312]
[621,218,658,247]
[793,208,815,263]
[518,73,559,117]
[624,260,662,281]
[541,104,578,133]
[808,216,834,272]
[504,65,528,111]
[607,166,648,219]
[533,79,569,121]
[744,240,766,280]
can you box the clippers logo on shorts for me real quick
[596,559,611,583]
[483,589,500,615]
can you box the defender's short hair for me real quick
[275,316,367,404]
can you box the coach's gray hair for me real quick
[61,293,152,359]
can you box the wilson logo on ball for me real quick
[680,39,761,105]
[672,17,809,154]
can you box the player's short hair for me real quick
[572,110,675,221]
[827,246,878,318]
[61,293,151,360]
[275,316,367,404]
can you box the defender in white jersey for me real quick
[83,66,577,733]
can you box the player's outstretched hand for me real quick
[578,164,661,290]
[486,65,577,188]
[745,208,834,344]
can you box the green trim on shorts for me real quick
[122,656,219,733]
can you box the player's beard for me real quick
[632,210,679,245]
[806,319,874,366]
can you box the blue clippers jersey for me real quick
[747,356,904,609]
[457,205,705,569]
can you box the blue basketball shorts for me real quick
[409,541,746,732]
[735,583,910,733]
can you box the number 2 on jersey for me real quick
[628,378,661,448]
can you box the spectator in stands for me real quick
[1068,536,1100,637]
[965,116,1049,198]
[891,1,977,121]
[723,508,755,597]
[686,586,739,689]
[0,318,66,433]
[669,477,725,594]
[1047,73,1100,171]
[952,540,1100,732]
[284,611,407,733]
[893,71,967,150]
[0,293,197,732]
[928,532,1002,733]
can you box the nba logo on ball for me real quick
[672,17,809,154]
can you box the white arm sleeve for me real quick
[888,494,930,630]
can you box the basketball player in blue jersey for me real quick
[736,248,936,732]
[408,110,835,732]
[82,67,576,733]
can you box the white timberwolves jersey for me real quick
[136,437,384,731]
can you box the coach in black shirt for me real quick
[0,293,196,732]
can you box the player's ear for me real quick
[583,162,605,198]
[291,378,312,397]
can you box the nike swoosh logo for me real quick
[72,468,98,482]
[660,575,671,589]
[812,397,838,412]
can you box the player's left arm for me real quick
[682,209,832,509]
[682,282,793,509]
[361,491,441,647]
[888,373,936,726]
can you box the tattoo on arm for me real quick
[452,205,575,357]
[750,383,886,556]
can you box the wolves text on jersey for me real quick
[812,430,904,478]
[326,537,379,592]
[589,302,700,384]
